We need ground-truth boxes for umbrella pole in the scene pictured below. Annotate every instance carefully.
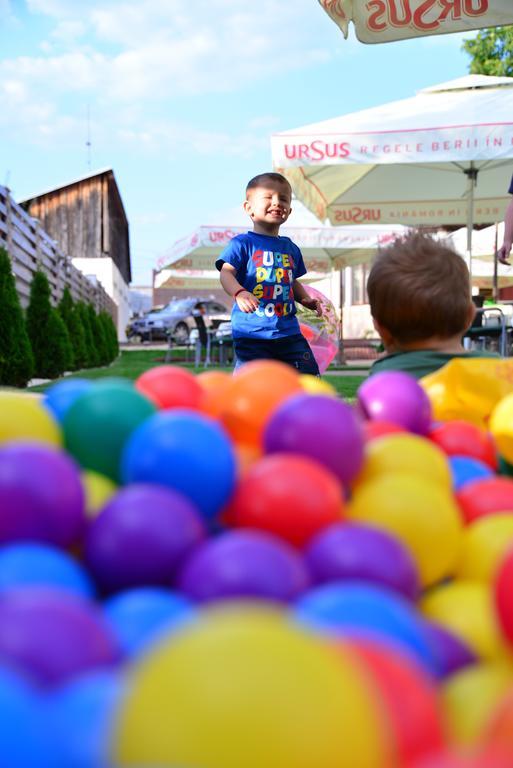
[464,164,478,280]
[493,221,499,302]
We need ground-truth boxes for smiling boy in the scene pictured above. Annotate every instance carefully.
[216,172,322,373]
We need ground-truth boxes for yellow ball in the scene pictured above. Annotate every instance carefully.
[0,391,61,446]
[113,605,392,768]
[348,472,462,586]
[442,662,513,748]
[81,470,117,518]
[456,514,513,583]
[490,392,513,464]
[421,581,506,662]
[299,375,336,396]
[354,433,452,490]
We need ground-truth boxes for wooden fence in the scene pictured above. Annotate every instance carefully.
[0,184,116,317]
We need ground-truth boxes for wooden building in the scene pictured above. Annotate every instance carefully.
[20,168,131,284]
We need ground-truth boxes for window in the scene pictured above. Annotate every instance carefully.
[351,264,369,305]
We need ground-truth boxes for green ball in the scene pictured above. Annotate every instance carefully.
[62,381,156,482]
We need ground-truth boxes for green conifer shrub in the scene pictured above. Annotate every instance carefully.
[26,270,69,379]
[0,247,34,387]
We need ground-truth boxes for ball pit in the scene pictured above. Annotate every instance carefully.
[3,361,513,765]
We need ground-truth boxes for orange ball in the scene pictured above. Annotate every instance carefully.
[135,366,203,410]
[197,370,232,418]
[220,360,302,447]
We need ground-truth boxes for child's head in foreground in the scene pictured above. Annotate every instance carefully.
[367,231,475,351]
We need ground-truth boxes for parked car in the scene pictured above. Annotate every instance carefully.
[127,298,230,343]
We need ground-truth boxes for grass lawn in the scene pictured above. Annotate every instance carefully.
[27,349,368,401]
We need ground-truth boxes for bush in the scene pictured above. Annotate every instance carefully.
[76,301,97,368]
[0,247,34,387]
[26,271,69,379]
[59,288,88,370]
[99,311,119,362]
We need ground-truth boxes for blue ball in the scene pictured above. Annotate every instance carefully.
[0,543,94,598]
[103,587,196,657]
[120,410,237,522]
[294,581,439,675]
[44,669,124,768]
[44,379,93,423]
[449,454,494,491]
[0,665,53,768]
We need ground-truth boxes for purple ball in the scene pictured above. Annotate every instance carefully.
[263,393,364,487]
[178,530,310,603]
[85,484,205,592]
[422,620,476,679]
[0,443,85,548]
[304,522,420,601]
[358,371,432,435]
[0,588,118,687]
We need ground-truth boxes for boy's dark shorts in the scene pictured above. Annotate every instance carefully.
[233,334,320,376]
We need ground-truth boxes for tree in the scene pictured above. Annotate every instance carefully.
[99,311,119,362]
[462,26,513,77]
[76,301,97,368]
[0,247,34,387]
[26,270,69,379]
[58,287,88,370]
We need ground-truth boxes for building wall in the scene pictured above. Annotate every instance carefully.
[72,257,130,342]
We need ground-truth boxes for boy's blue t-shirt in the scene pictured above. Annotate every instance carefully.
[509,174,513,194]
[215,231,307,340]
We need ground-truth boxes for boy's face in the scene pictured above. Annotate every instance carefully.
[244,180,292,233]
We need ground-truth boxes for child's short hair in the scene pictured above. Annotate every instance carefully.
[367,231,472,344]
[246,172,292,196]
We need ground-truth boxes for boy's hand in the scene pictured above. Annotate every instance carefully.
[498,242,512,265]
[236,290,259,313]
[300,296,323,317]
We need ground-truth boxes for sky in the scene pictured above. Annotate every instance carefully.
[0,0,477,285]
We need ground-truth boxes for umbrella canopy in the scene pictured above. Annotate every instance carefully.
[271,75,513,249]
[155,222,408,275]
[154,267,327,291]
[319,1,513,44]
[443,223,513,287]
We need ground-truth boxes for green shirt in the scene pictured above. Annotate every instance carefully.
[370,349,499,380]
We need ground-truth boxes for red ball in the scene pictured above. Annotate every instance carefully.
[225,454,344,547]
[363,420,405,442]
[348,639,444,767]
[495,547,513,646]
[135,366,203,410]
[456,477,513,524]
[429,421,498,470]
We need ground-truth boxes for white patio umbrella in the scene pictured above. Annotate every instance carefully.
[319,0,513,44]
[154,267,327,291]
[443,222,513,291]
[272,75,513,270]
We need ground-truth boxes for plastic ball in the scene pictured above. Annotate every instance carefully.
[178,530,309,603]
[62,381,156,482]
[482,689,513,764]
[449,455,494,491]
[103,588,196,657]
[294,581,439,675]
[456,477,513,523]
[490,392,513,464]
[495,546,513,646]
[363,420,405,441]
[354,433,452,489]
[357,370,432,435]
[421,581,506,662]
[429,420,498,470]
[456,514,513,583]
[0,391,61,447]
[299,374,336,396]
[81,470,117,519]
[263,393,364,487]
[0,443,86,548]
[112,605,393,768]
[220,360,302,447]
[422,621,476,679]
[135,365,203,410]
[0,542,94,598]
[349,472,463,587]
[348,638,445,766]
[226,453,344,547]
[43,378,93,423]
[45,669,125,768]
[304,522,419,600]
[85,484,205,592]
[0,588,119,687]
[196,370,232,418]
[442,662,513,749]
[121,410,236,523]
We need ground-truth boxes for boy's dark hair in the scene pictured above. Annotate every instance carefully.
[246,172,292,196]
[367,231,472,344]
